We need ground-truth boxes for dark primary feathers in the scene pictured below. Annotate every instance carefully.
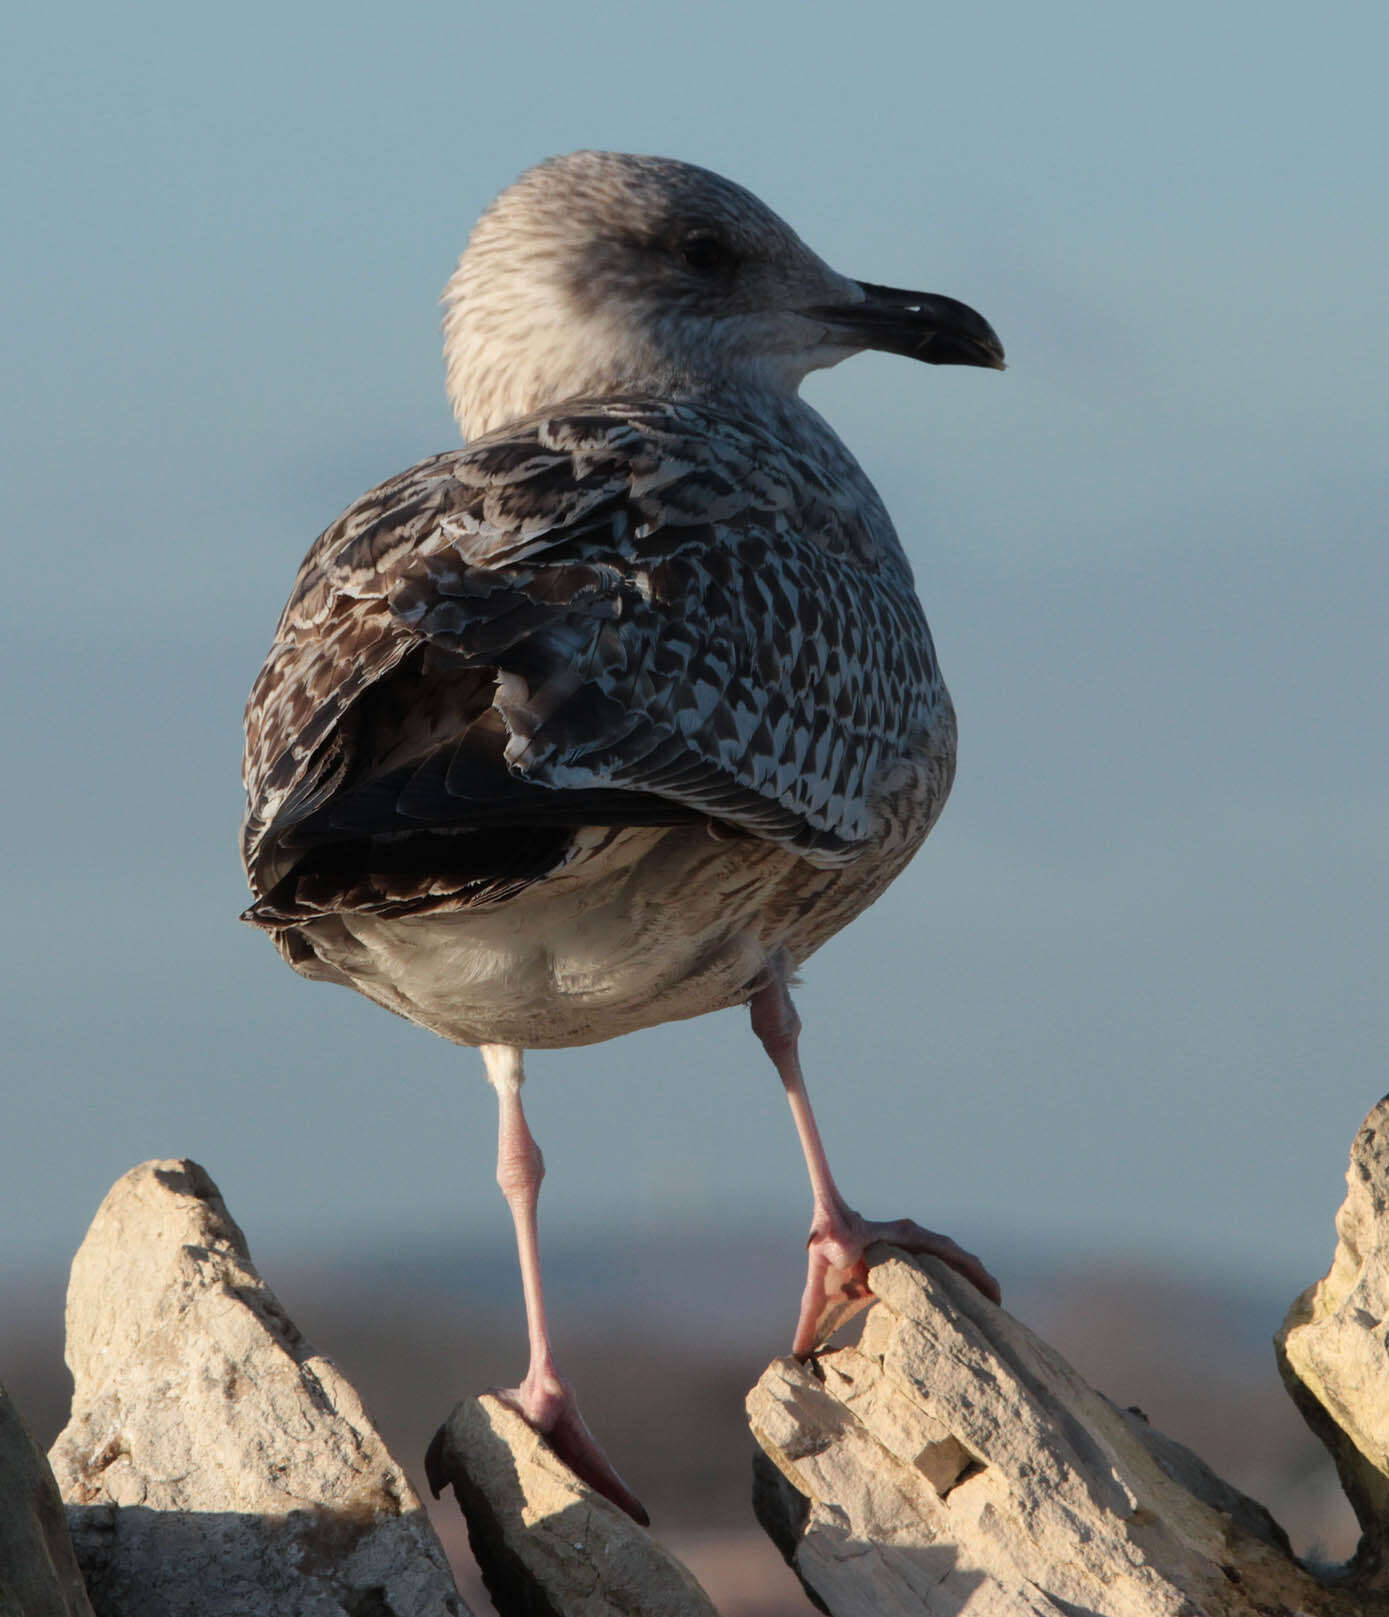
[241,398,943,924]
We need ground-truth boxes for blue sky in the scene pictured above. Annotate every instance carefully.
[3,0,1386,1312]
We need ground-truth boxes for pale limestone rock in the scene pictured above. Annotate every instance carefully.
[749,1246,1351,1617]
[428,1394,721,1616]
[47,1159,465,1617]
[1278,1094,1389,1586]
[0,1382,95,1617]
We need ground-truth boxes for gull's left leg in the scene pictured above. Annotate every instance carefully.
[480,1042,649,1524]
[749,961,1002,1357]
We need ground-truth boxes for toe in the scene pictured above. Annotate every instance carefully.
[871,1219,1002,1304]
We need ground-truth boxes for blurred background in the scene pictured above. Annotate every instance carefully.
[3,1,1385,1609]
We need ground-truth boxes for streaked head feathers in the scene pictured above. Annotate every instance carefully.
[442,151,1002,439]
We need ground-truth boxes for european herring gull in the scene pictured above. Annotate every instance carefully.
[241,150,1005,1521]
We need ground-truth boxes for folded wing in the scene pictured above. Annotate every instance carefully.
[241,400,939,922]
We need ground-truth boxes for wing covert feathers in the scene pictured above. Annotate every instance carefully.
[241,399,943,896]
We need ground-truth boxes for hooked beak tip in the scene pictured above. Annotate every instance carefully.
[809,282,1005,372]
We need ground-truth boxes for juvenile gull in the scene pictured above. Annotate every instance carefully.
[241,150,1005,1521]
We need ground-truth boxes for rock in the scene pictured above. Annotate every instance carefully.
[0,1381,95,1617]
[47,1159,466,1617]
[1278,1094,1389,1587]
[427,1394,721,1616]
[748,1245,1351,1617]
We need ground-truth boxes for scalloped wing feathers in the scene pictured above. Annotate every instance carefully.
[241,399,942,901]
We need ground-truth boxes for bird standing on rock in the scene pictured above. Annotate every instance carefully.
[241,150,1005,1522]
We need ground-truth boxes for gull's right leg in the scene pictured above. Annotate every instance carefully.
[480,1042,648,1525]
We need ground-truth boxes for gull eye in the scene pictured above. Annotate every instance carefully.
[680,231,733,274]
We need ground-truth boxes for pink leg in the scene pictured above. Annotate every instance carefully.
[749,964,1001,1357]
[481,1043,648,1525]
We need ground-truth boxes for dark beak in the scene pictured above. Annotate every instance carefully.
[805,281,1005,370]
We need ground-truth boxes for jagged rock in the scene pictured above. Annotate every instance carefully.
[47,1159,466,1617]
[428,1394,721,1616]
[0,1382,95,1617]
[748,1245,1364,1617]
[1278,1094,1389,1587]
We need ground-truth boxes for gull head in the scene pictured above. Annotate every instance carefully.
[443,151,1004,440]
